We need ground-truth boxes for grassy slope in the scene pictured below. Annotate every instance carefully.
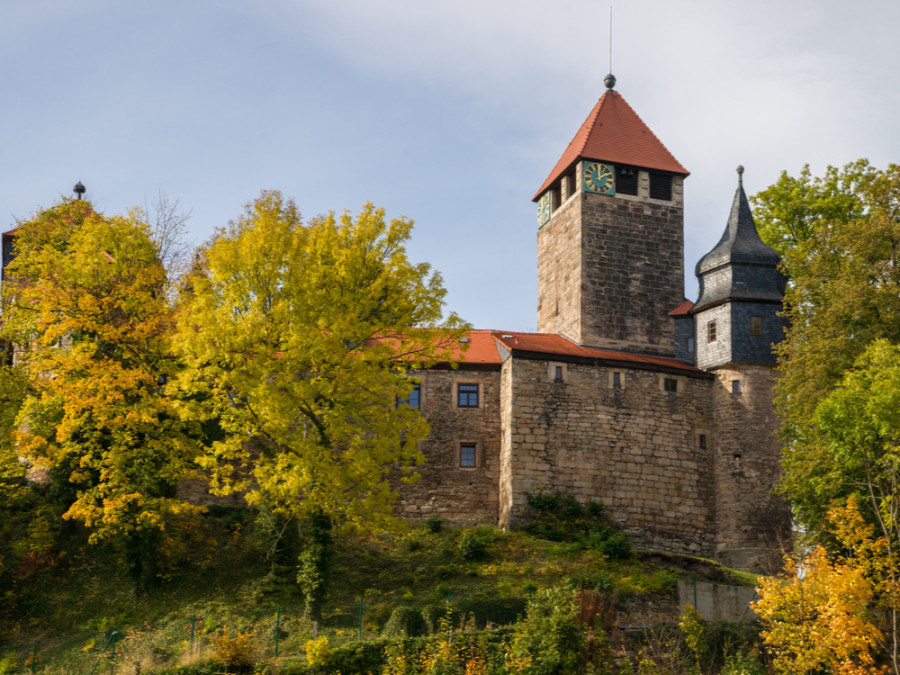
[0,512,756,674]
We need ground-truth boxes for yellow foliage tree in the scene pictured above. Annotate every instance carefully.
[756,544,886,674]
[0,200,203,580]
[171,192,467,529]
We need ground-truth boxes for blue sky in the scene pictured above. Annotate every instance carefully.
[3,0,898,332]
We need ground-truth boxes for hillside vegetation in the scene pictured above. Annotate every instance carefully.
[0,496,763,674]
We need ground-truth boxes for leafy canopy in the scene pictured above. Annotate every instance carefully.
[172,192,467,529]
[0,199,202,542]
[751,161,900,536]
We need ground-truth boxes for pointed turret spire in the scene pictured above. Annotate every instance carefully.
[693,166,785,312]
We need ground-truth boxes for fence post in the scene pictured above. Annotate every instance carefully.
[31,640,36,674]
[274,605,281,658]
[358,596,363,640]
[190,616,195,654]
[109,628,117,675]
[313,621,318,640]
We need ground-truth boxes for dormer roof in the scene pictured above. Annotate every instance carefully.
[533,87,689,201]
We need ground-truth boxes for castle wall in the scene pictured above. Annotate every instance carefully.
[711,364,790,572]
[578,176,685,355]
[393,368,502,524]
[499,356,717,556]
[537,194,582,341]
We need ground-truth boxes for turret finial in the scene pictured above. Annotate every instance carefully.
[736,165,744,186]
[73,181,86,199]
[604,73,616,90]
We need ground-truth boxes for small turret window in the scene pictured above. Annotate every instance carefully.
[649,172,672,201]
[707,321,717,343]
[750,316,763,336]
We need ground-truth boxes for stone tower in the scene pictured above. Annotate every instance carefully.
[692,167,790,570]
[534,76,690,355]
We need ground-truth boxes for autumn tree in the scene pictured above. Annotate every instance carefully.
[755,543,885,674]
[751,161,900,537]
[0,199,203,583]
[171,192,466,532]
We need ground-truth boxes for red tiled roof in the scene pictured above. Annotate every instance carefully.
[533,90,689,201]
[486,331,703,374]
[447,329,503,365]
[668,298,694,317]
[399,329,701,374]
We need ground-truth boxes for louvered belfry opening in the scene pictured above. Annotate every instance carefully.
[615,165,638,195]
[649,172,673,201]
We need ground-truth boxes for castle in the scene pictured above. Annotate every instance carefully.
[1,77,791,575]
[395,76,790,573]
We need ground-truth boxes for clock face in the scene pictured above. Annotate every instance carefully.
[537,193,551,227]
[583,162,615,195]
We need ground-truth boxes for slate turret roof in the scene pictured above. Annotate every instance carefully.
[692,167,786,312]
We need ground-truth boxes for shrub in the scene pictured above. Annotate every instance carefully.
[382,606,426,637]
[211,630,256,673]
[508,585,586,674]
[457,528,493,562]
[305,635,332,668]
[425,516,444,533]
[327,638,392,674]
[0,655,16,675]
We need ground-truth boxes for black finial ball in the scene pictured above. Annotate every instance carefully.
[73,181,86,197]
[604,73,616,90]
[736,165,744,176]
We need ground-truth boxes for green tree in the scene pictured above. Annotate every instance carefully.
[751,162,900,537]
[0,200,203,583]
[171,192,466,531]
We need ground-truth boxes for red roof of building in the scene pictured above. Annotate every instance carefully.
[533,90,689,200]
[668,298,695,317]
[487,331,703,374]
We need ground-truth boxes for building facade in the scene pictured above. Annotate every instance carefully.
[396,77,790,573]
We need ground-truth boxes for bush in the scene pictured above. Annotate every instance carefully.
[326,638,392,674]
[457,528,493,562]
[382,605,426,637]
[508,585,586,674]
[305,635,332,668]
[211,630,256,673]
[424,516,444,533]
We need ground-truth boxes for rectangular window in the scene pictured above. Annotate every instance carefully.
[459,443,477,468]
[554,365,563,382]
[457,383,480,408]
[612,371,621,388]
[398,382,420,409]
[614,166,638,195]
[649,172,673,201]
[750,315,763,336]
[687,337,695,353]
[699,434,707,449]
[708,321,717,343]
[664,378,678,393]
[732,380,742,394]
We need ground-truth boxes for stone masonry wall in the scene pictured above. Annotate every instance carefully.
[711,365,791,572]
[579,176,684,355]
[537,194,582,341]
[500,356,717,556]
[393,368,502,525]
